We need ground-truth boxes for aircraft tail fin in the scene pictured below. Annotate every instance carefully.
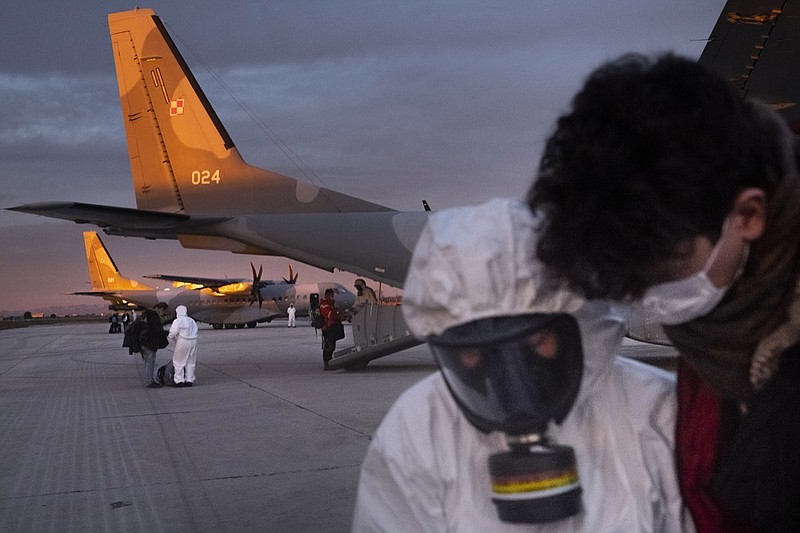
[108,8,391,216]
[83,231,154,291]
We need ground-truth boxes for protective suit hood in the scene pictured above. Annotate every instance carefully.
[402,197,626,392]
[175,305,188,317]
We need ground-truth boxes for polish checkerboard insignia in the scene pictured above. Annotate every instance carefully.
[170,99,185,116]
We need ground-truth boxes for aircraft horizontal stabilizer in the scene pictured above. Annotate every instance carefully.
[8,202,230,239]
[67,290,126,297]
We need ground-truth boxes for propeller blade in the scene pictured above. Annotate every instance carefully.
[250,262,265,308]
[283,263,298,284]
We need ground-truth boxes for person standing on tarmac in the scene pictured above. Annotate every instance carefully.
[319,288,345,371]
[167,305,198,387]
[287,303,297,328]
[140,302,169,389]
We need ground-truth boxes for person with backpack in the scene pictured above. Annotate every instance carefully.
[130,302,169,388]
[109,313,120,334]
[319,288,346,371]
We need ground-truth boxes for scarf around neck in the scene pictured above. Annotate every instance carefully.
[664,104,800,401]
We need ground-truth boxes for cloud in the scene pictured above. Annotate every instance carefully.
[0,74,122,159]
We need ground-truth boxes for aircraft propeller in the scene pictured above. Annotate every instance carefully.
[250,262,264,308]
[283,264,299,284]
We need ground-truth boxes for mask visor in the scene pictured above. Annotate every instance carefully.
[429,314,583,435]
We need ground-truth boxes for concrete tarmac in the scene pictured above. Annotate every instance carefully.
[0,320,677,532]
[0,320,436,533]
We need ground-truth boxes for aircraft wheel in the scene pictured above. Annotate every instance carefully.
[246,321,257,328]
[212,324,223,330]
[235,323,245,329]
[224,324,235,329]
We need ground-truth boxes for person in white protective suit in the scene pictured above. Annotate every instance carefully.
[167,305,198,387]
[287,303,297,328]
[351,197,695,532]
[353,278,378,313]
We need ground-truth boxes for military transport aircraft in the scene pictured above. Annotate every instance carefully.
[74,231,355,329]
[9,1,800,365]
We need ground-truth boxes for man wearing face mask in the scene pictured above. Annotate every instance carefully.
[528,54,800,532]
[351,198,693,532]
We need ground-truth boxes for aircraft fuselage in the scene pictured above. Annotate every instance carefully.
[108,281,355,327]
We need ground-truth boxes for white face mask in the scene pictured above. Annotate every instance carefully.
[638,238,748,326]
[639,270,729,325]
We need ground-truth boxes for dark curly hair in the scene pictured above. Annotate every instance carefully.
[527,54,779,300]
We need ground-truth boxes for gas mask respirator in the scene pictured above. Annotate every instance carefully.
[428,313,584,524]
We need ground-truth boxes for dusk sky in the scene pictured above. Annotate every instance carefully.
[1,0,726,314]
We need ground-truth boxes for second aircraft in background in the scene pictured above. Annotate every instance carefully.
[73,231,355,329]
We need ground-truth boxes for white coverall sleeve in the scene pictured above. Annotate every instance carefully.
[352,376,448,532]
[613,358,696,533]
[353,432,445,532]
[167,319,180,342]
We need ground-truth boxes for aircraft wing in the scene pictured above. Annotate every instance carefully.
[144,274,251,291]
[7,202,230,239]
[699,0,800,129]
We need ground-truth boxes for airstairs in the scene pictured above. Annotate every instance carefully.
[329,304,422,370]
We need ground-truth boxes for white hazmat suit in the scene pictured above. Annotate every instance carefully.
[167,305,198,385]
[352,198,694,532]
